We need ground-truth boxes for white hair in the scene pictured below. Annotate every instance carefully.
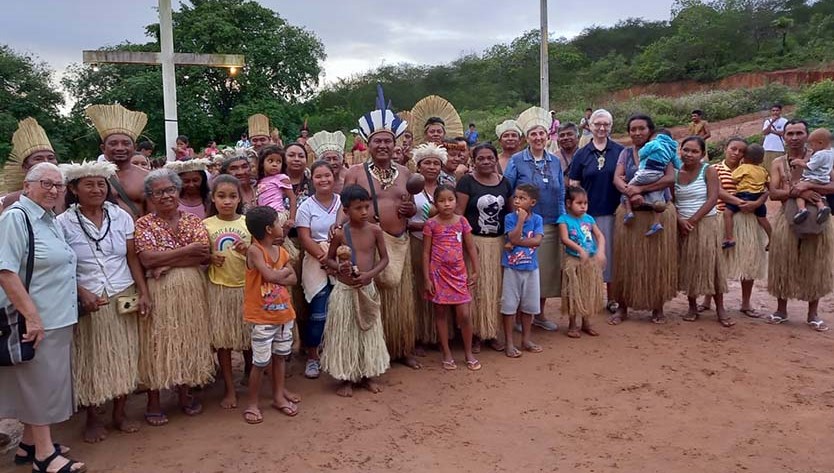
[590,109,613,125]
[144,168,182,197]
[25,162,62,182]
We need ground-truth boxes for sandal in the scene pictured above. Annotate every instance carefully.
[719,316,736,327]
[488,339,505,352]
[566,329,581,339]
[180,396,203,416]
[739,308,762,318]
[505,346,522,358]
[608,314,627,325]
[466,359,482,371]
[807,319,830,332]
[682,311,699,322]
[650,313,668,324]
[271,402,298,417]
[522,343,543,353]
[581,326,599,337]
[441,359,457,371]
[143,411,169,427]
[31,450,86,473]
[243,408,263,425]
[764,313,788,325]
[14,443,68,465]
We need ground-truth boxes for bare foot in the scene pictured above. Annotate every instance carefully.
[83,422,107,443]
[581,326,599,337]
[401,356,422,370]
[566,329,581,338]
[220,393,238,409]
[362,378,383,394]
[336,381,354,397]
[283,388,301,404]
[113,417,140,434]
[143,412,169,427]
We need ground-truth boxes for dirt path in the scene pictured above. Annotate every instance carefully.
[2,279,833,473]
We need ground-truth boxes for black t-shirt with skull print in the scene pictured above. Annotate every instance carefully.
[455,174,513,237]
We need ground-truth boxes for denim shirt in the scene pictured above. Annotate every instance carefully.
[504,148,566,224]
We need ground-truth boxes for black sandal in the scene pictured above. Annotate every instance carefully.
[31,449,86,473]
[14,443,66,465]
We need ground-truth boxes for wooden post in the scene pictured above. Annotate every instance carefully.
[540,0,549,110]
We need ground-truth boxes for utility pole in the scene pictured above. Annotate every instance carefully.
[540,0,549,110]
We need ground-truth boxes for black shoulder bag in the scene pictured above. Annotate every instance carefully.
[0,208,37,366]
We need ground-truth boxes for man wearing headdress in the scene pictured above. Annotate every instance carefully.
[248,114,271,153]
[85,104,149,219]
[0,118,60,214]
[343,90,421,369]
[495,119,523,174]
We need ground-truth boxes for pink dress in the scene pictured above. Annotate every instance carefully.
[257,173,291,213]
[423,217,472,305]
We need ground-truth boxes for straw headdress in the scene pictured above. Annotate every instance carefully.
[411,95,463,146]
[397,110,414,136]
[495,119,523,139]
[85,104,148,141]
[248,114,270,138]
[357,84,408,141]
[60,161,118,183]
[165,158,210,174]
[308,130,346,159]
[412,142,447,166]
[2,117,55,193]
[516,107,552,135]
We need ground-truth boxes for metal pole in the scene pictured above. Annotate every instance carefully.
[159,0,179,161]
[540,0,549,110]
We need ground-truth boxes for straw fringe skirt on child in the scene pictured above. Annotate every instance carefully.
[73,286,139,407]
[724,212,767,281]
[139,267,214,390]
[469,236,503,339]
[410,237,438,344]
[207,283,250,351]
[561,256,605,318]
[768,208,834,301]
[320,281,390,383]
[377,232,416,359]
[678,214,728,296]
[613,205,678,309]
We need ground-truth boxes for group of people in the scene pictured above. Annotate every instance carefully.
[1,89,833,473]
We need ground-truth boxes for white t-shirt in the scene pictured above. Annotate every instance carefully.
[762,117,788,152]
[57,202,136,297]
[296,194,341,242]
[409,191,432,241]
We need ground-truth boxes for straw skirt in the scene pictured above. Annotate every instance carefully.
[410,237,437,344]
[0,326,73,425]
[320,281,390,382]
[723,212,767,281]
[469,236,503,339]
[73,287,139,407]
[139,267,214,390]
[613,205,678,309]
[377,232,416,359]
[768,209,834,301]
[538,224,562,299]
[207,283,250,351]
[561,256,605,318]
[678,214,728,297]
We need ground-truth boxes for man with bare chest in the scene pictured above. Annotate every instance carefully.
[343,93,420,368]
[85,104,149,219]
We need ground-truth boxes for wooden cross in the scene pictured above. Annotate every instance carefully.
[82,0,244,160]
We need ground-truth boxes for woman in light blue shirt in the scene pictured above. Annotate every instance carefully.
[0,163,86,473]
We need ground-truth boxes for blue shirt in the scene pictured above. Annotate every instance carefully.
[557,213,598,257]
[640,134,682,172]
[504,148,566,224]
[465,129,479,146]
[0,196,78,330]
[569,139,625,217]
[502,211,543,271]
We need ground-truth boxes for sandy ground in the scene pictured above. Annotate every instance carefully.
[2,275,833,473]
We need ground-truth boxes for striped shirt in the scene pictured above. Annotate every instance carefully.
[713,160,736,212]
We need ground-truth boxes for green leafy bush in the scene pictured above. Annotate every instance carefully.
[796,80,834,129]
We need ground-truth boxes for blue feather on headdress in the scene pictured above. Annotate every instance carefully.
[357,84,407,142]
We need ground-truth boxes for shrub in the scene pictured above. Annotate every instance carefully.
[796,80,834,129]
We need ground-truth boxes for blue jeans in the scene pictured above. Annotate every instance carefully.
[303,283,332,349]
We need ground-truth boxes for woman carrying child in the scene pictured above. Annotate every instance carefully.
[203,175,251,409]
[675,137,734,327]
[423,184,481,371]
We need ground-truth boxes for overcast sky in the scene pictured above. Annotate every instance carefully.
[4,0,674,86]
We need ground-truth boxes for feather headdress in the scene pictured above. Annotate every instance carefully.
[411,95,463,146]
[308,130,346,159]
[412,142,448,165]
[495,119,523,138]
[60,160,118,183]
[356,84,408,141]
[164,158,210,174]
[516,107,552,135]
[85,104,148,141]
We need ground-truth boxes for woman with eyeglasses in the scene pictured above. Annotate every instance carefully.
[568,109,625,315]
[133,169,214,426]
[0,163,87,472]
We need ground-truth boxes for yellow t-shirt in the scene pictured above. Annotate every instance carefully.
[203,215,250,287]
[731,163,769,194]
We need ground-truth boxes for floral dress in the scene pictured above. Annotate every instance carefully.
[422,217,472,305]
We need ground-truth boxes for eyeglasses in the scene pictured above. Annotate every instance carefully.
[591,122,612,129]
[151,186,178,198]
[28,180,66,191]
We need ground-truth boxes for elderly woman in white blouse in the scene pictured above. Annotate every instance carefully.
[57,161,151,444]
[0,163,86,473]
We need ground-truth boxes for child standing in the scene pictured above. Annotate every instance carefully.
[256,145,297,228]
[321,185,391,397]
[622,130,681,236]
[203,175,251,409]
[501,184,544,358]
[722,143,772,249]
[557,186,606,338]
[793,128,834,225]
[422,184,481,371]
[242,206,299,424]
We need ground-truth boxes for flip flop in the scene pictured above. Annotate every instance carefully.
[608,314,626,325]
[243,408,263,425]
[581,326,600,337]
[488,339,505,352]
[808,320,830,332]
[522,343,543,353]
[719,317,736,328]
[739,308,762,318]
[466,359,482,371]
[505,346,522,358]
[682,312,699,322]
[180,397,203,416]
[765,313,788,324]
[441,359,457,371]
[566,329,581,339]
[143,412,169,427]
[271,402,298,417]
[651,313,668,324]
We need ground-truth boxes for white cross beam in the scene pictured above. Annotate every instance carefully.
[82,0,245,161]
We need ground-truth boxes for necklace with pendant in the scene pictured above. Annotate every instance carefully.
[369,162,399,190]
